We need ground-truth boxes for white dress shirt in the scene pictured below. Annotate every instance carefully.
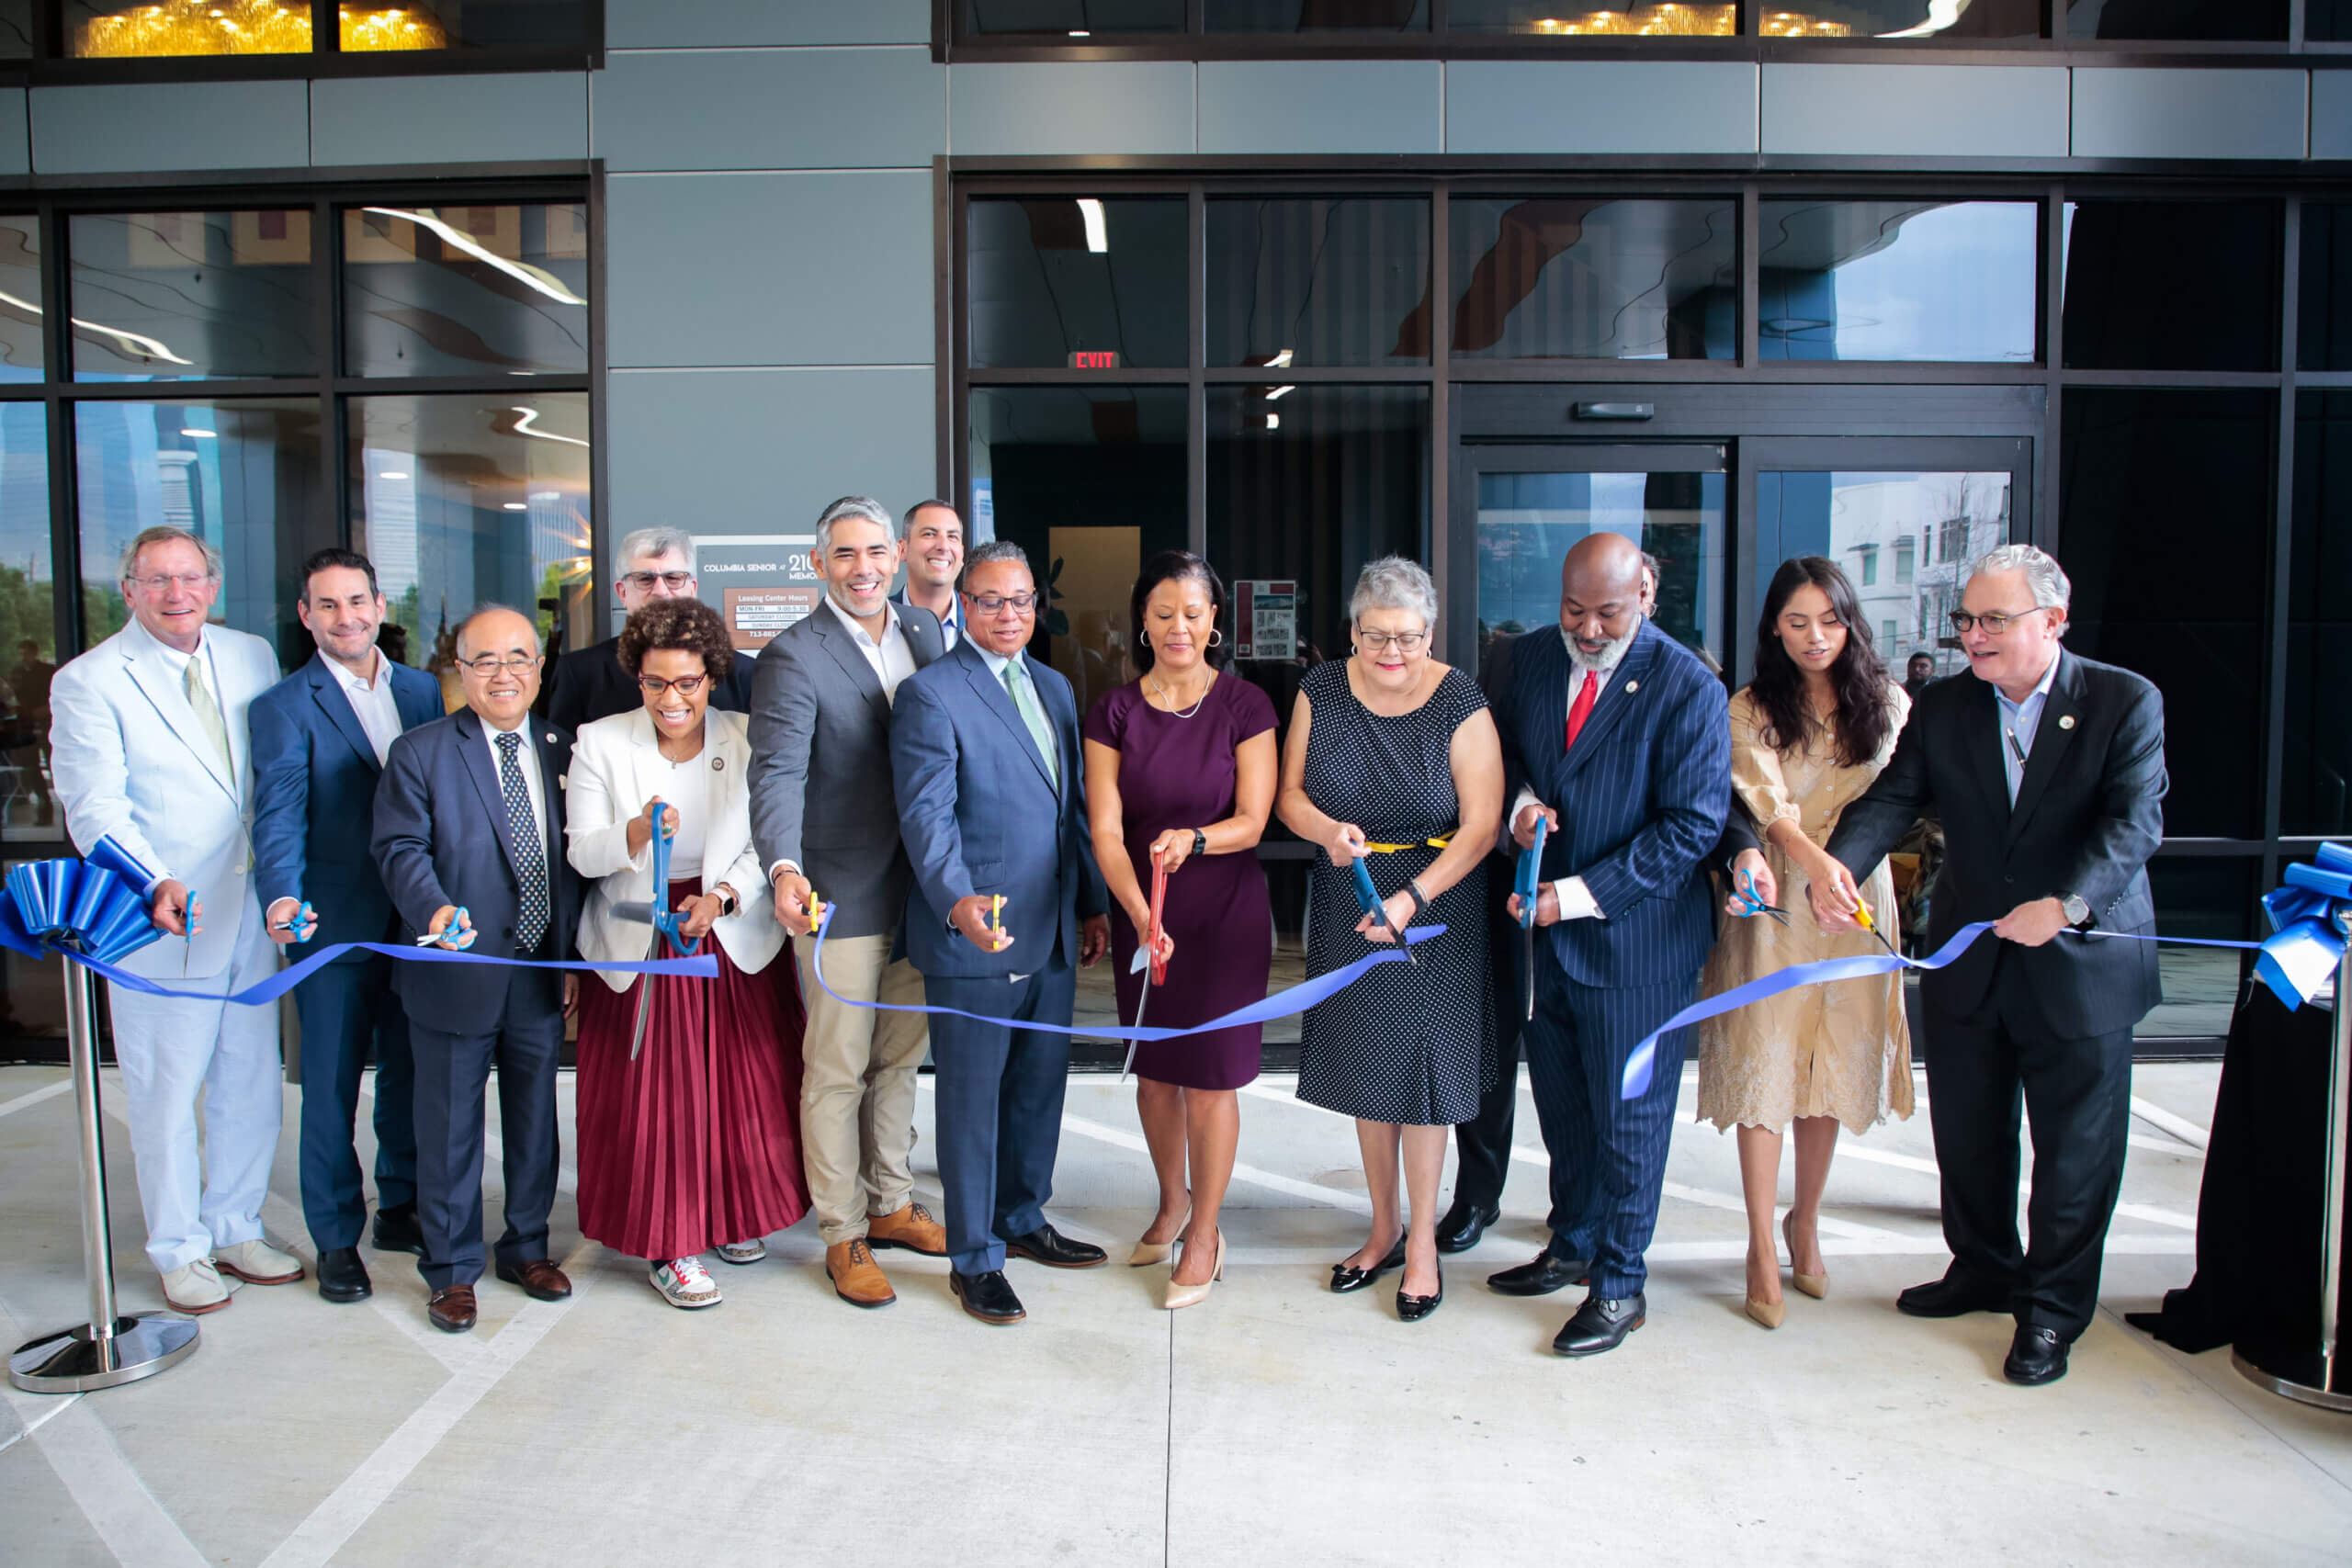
[825,592,918,701]
[1995,648,2063,805]
[481,716,549,852]
[152,630,224,714]
[329,649,405,765]
[1510,635,1633,923]
[654,745,711,881]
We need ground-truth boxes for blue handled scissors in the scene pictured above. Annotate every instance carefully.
[1731,868,1792,927]
[1350,854,1419,967]
[1514,815,1548,1020]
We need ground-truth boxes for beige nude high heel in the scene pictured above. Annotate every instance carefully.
[1745,1295,1786,1330]
[1164,1230,1226,1311]
[1130,1207,1190,1267]
[1784,1213,1828,1300]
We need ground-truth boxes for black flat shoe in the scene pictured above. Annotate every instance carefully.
[951,1269,1026,1325]
[1329,1237,1407,1293]
[1397,1262,1443,1323]
[372,1201,425,1258]
[1004,1224,1109,1269]
[1487,1251,1589,1297]
[1896,1273,2009,1319]
[316,1246,371,1303]
[1435,1201,1499,1255]
[2003,1324,2069,1386]
[1554,1292,1645,1357]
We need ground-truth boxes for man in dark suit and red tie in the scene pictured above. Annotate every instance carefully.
[1492,532,1732,1358]
[1816,544,2166,1387]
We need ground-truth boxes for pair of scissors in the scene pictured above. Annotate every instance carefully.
[1514,815,1547,1021]
[1363,832,1455,853]
[1853,897,1903,960]
[1731,868,1792,927]
[1120,850,1170,1080]
[1349,854,1419,966]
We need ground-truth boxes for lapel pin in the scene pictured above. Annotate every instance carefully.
[712,756,725,771]
[2059,715,2075,730]
[1624,681,1638,694]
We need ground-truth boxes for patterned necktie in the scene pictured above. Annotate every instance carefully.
[1565,667,1600,750]
[183,655,232,782]
[495,730,550,952]
[1001,658,1059,790]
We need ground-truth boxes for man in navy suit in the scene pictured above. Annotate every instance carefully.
[890,541,1110,1325]
[1495,533,1730,1357]
[371,605,580,1335]
[251,548,446,1304]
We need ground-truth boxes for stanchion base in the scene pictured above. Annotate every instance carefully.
[2232,1347,2352,1414]
[8,1314,198,1393]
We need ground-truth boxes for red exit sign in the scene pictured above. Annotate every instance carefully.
[1068,350,1120,369]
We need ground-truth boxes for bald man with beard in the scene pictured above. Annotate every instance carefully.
[1490,533,1732,1358]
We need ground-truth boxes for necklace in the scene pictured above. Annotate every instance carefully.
[1146,669,1214,718]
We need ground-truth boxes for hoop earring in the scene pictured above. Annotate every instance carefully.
[1208,629,1223,649]
[1138,630,1150,649]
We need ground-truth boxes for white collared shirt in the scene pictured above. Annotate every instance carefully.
[481,715,549,852]
[824,592,917,702]
[1995,648,2063,804]
[328,649,404,765]
[152,627,222,714]
[1505,627,1641,922]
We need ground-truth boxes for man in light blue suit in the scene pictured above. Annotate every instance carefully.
[889,541,1110,1325]
[1496,532,1730,1358]
[251,547,446,1305]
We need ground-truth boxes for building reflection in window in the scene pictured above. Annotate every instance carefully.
[1208,197,1430,367]
[0,402,53,841]
[0,216,40,383]
[1482,468,1726,668]
[343,203,588,378]
[1452,197,1736,361]
[1758,200,2038,363]
[70,210,318,383]
[967,197,1186,369]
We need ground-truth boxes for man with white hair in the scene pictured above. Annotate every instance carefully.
[546,525,756,728]
[1816,543,2167,1387]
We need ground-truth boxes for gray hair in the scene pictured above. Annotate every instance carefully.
[1969,543,2071,626]
[119,525,221,583]
[1349,556,1438,629]
[616,525,696,574]
[815,495,895,557]
[455,603,541,657]
[1639,549,1661,580]
[958,539,1031,593]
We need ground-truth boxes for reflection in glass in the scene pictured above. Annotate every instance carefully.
[2063,201,2279,372]
[2314,2,2352,39]
[344,204,589,378]
[1478,469,1726,667]
[0,2,28,57]
[967,387,1187,709]
[347,393,593,697]
[2300,204,2352,373]
[1208,197,1430,367]
[1451,2,1734,31]
[74,399,321,660]
[65,0,582,53]
[2061,389,2270,840]
[1758,200,2038,363]
[1755,470,2010,682]
[2285,393,2352,835]
[2064,0,2285,39]
[69,211,316,382]
[2143,858,2255,1039]
[0,405,53,840]
[1755,0,2042,34]
[1451,197,1735,362]
[0,218,40,383]
[967,198,1185,369]
[962,0,1184,29]
[382,2,589,49]
[1204,0,1427,28]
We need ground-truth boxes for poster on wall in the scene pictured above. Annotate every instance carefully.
[694,534,823,651]
[1234,580,1297,660]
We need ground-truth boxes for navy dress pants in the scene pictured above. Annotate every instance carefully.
[408,970,564,1292]
[295,953,417,1251]
[925,964,1078,1277]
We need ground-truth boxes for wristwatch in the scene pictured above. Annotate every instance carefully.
[1191,828,1208,860]
[2059,892,2091,928]
[715,884,738,918]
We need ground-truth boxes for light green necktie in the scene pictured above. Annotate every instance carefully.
[1001,657,1058,790]
[183,654,232,783]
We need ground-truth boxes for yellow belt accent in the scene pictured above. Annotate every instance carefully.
[1363,834,1454,853]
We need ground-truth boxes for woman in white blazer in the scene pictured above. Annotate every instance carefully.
[566,598,809,1309]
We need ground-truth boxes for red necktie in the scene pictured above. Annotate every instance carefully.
[1565,669,1599,750]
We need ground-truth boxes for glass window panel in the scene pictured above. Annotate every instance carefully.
[1759,0,2042,35]
[354,2,590,51]
[348,393,594,688]
[69,210,317,383]
[2285,391,2352,835]
[1450,197,1736,362]
[2061,389,2270,840]
[74,399,321,659]
[2299,204,2352,372]
[0,217,41,383]
[967,387,1188,713]
[2064,0,2286,39]
[1754,470,2010,683]
[2142,858,2256,1039]
[1208,197,1430,368]
[962,0,1184,30]
[0,404,54,841]
[967,197,1186,370]
[0,2,28,57]
[67,1,310,56]
[1451,2,1735,32]
[1204,0,1428,28]
[2063,201,2279,372]
[343,203,589,378]
[2313,2,2352,39]
[1758,200,2038,363]
[1477,468,1727,667]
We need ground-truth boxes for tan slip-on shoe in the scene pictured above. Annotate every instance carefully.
[865,1201,947,1257]
[161,1257,239,1314]
[826,1238,898,1308]
[215,1237,304,1285]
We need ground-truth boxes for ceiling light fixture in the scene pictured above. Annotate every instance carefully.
[377,470,409,480]
[178,427,218,438]
[502,502,528,511]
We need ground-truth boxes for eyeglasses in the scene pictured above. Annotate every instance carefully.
[458,655,543,675]
[638,672,707,697]
[1948,605,2050,636]
[128,572,212,592]
[1357,629,1429,654]
[622,570,695,592]
[968,592,1039,615]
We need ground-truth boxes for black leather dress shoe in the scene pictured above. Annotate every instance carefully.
[1435,1201,1499,1255]
[2004,1325,2069,1386]
[1329,1237,1407,1293]
[951,1269,1026,1324]
[1397,1262,1443,1323]
[1004,1224,1108,1269]
[1487,1251,1590,1297]
[1554,1292,1645,1357]
[372,1201,425,1258]
[1896,1273,2009,1319]
[316,1246,372,1303]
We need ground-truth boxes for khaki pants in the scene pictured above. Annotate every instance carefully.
[795,933,930,1247]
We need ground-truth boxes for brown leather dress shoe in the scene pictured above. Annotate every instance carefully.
[494,1258,572,1302]
[427,1285,477,1334]
[865,1201,948,1257]
[826,1238,897,1308]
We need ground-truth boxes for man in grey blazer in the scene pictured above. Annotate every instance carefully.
[750,496,948,1309]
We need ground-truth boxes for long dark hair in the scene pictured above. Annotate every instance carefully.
[1130,550,1231,675]
[1749,556,1894,768]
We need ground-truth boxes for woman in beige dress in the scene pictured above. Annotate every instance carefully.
[1698,556,1914,1330]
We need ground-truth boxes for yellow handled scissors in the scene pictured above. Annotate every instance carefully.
[1363,833,1455,853]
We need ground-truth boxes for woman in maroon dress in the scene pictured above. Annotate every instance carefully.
[566,598,810,1309]
[1083,552,1279,1310]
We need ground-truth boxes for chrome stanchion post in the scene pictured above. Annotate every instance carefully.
[8,953,198,1393]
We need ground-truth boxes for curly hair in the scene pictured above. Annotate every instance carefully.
[1748,556,1894,769]
[617,596,735,681]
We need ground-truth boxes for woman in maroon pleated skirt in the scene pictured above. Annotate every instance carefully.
[565,597,810,1309]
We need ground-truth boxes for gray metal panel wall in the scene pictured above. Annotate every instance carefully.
[1762,64,2068,159]
[605,0,932,48]
[2313,72,2352,163]
[1443,61,1758,155]
[1198,61,1442,155]
[2072,69,2308,162]
[30,82,309,175]
[311,72,589,167]
[0,90,26,176]
[951,62,1195,156]
[594,47,943,172]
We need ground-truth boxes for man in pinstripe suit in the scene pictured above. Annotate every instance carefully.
[1495,533,1732,1358]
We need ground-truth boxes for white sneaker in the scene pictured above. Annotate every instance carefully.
[161,1257,240,1314]
[650,1257,722,1309]
[215,1237,304,1285]
[714,1237,766,1265]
